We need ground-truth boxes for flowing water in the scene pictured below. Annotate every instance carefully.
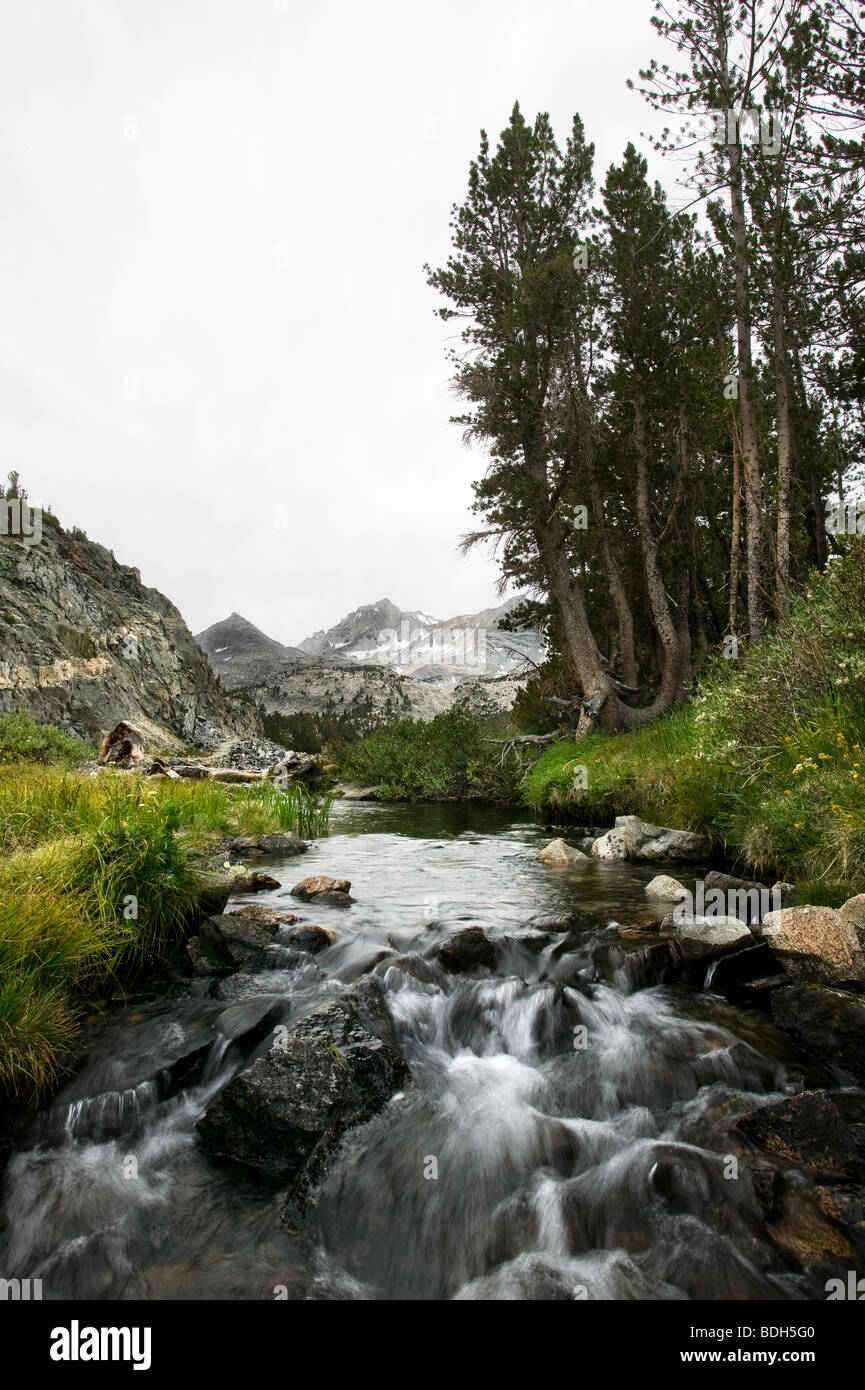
[0,802,845,1300]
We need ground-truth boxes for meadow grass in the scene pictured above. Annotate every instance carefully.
[0,746,332,1096]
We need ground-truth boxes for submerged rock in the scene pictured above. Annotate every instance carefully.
[536,839,591,866]
[202,914,281,972]
[436,926,495,974]
[195,982,410,1202]
[645,874,688,901]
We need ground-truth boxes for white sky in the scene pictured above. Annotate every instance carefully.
[0,0,673,645]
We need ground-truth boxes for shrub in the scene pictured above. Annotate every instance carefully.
[339,706,521,801]
[0,709,94,767]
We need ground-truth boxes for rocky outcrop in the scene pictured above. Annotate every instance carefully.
[760,905,865,987]
[195,982,411,1208]
[0,514,257,749]
[591,816,709,863]
[536,839,590,866]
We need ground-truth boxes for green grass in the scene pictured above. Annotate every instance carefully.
[0,708,94,766]
[523,545,865,898]
[0,762,332,1096]
[337,706,521,802]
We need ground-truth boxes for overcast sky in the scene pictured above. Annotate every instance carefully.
[0,0,674,646]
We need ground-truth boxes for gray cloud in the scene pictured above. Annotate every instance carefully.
[0,0,668,644]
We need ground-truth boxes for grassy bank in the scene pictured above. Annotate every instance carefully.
[525,546,865,902]
[0,736,332,1097]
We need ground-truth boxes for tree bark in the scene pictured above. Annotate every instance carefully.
[726,137,770,638]
[772,274,793,614]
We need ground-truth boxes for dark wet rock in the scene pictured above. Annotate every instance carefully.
[186,934,232,977]
[227,836,260,855]
[588,939,678,990]
[228,904,300,930]
[761,905,865,987]
[204,914,281,972]
[289,874,354,906]
[437,927,495,974]
[227,871,281,894]
[376,954,440,986]
[735,1090,863,1180]
[771,984,865,1083]
[747,1162,782,1220]
[196,983,410,1214]
[214,972,297,1003]
[705,943,780,999]
[767,1186,851,1266]
[282,923,338,954]
[215,995,287,1046]
[258,832,308,854]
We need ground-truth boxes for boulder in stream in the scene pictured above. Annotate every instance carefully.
[195,981,410,1204]
[436,926,495,974]
[592,816,709,863]
[290,874,354,906]
[645,874,688,901]
[666,914,752,960]
[761,904,865,987]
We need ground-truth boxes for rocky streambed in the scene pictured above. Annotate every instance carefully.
[1,801,864,1300]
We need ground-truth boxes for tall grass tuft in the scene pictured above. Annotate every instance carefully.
[0,763,332,1095]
